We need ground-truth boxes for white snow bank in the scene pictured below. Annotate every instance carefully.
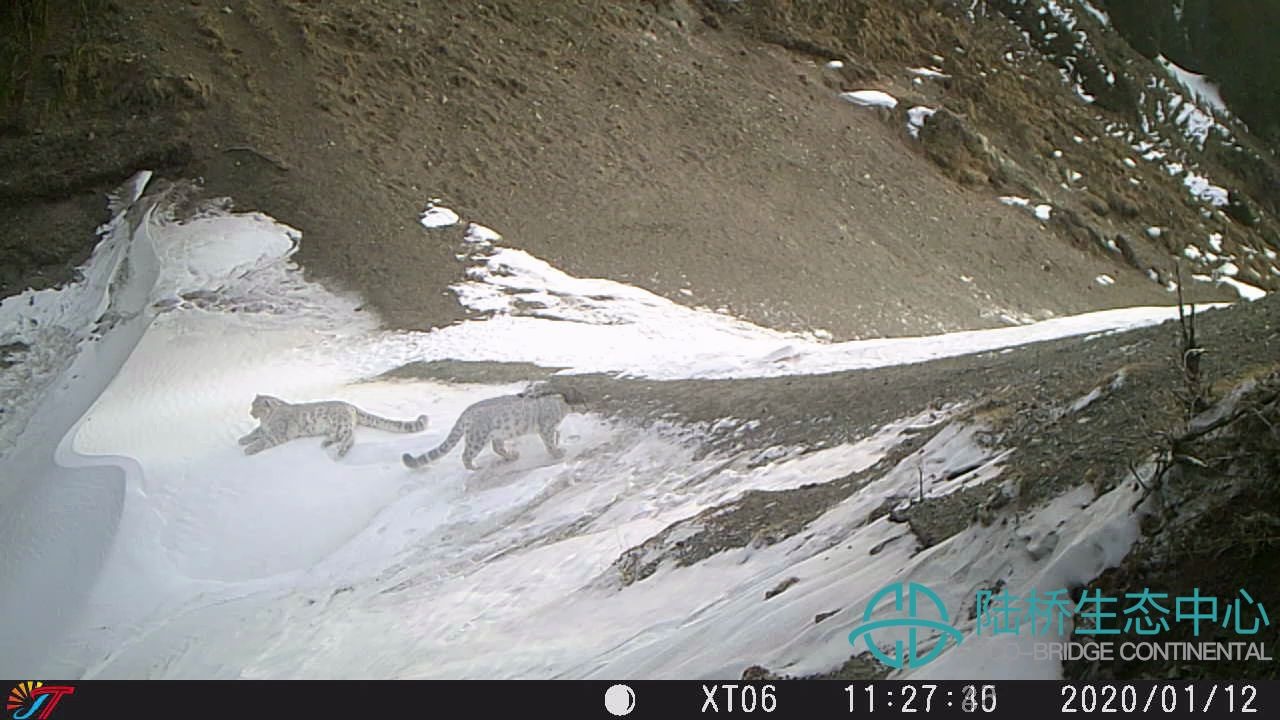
[0,172,154,456]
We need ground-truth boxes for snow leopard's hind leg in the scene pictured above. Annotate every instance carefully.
[539,423,565,459]
[492,438,519,463]
[320,420,355,458]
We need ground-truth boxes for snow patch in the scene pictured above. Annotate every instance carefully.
[839,90,899,109]
[1156,55,1228,117]
[463,223,502,246]
[908,67,950,79]
[998,196,1050,222]
[1217,277,1266,301]
[1184,173,1229,207]
[1193,274,1267,302]
[420,200,460,228]
[907,106,937,139]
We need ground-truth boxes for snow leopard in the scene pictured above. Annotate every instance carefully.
[239,394,429,459]
[402,384,587,471]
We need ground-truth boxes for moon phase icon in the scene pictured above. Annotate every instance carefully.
[604,684,636,716]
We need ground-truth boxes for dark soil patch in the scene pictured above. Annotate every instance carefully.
[373,359,563,386]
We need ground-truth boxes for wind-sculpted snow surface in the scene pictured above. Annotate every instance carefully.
[0,187,1194,680]
[0,171,155,675]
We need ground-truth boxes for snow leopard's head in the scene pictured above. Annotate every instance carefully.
[250,394,285,418]
[519,382,588,408]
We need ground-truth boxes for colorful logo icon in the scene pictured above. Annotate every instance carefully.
[7,682,75,720]
[848,582,964,670]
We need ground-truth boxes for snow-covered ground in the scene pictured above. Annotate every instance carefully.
[0,177,1208,679]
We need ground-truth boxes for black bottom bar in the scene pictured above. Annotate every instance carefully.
[3,679,1272,719]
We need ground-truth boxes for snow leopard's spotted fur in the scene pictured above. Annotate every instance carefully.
[239,394,428,458]
[402,385,587,470]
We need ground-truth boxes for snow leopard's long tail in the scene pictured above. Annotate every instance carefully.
[402,416,466,469]
[357,409,429,433]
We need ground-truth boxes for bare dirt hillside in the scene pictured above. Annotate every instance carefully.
[4,0,1277,340]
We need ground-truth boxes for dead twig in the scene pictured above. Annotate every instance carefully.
[1174,263,1208,414]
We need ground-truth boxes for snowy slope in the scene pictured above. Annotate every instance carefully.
[0,181,1201,680]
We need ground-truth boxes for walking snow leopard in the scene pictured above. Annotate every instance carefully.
[402,385,587,471]
[239,394,428,458]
